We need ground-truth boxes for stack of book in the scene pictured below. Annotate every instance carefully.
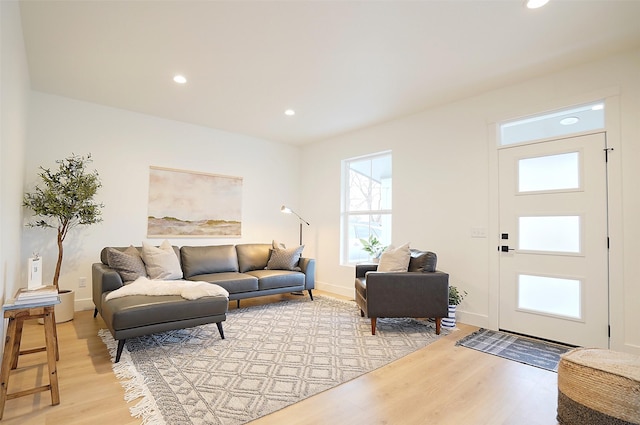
[13,285,59,305]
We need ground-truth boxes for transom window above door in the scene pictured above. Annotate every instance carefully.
[499,101,605,146]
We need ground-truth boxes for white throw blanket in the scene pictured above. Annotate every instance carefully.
[105,276,229,301]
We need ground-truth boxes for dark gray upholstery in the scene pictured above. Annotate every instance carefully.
[236,243,271,272]
[354,257,449,335]
[408,249,437,272]
[188,272,259,293]
[181,245,239,277]
[247,269,306,290]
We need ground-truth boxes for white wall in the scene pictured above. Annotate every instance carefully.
[23,92,304,310]
[301,48,640,354]
[1,1,29,305]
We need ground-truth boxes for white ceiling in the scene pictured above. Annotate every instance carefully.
[18,0,640,145]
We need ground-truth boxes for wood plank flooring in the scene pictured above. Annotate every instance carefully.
[1,292,560,424]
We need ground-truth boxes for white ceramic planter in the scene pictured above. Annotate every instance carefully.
[38,289,74,324]
[442,304,457,328]
[55,289,75,323]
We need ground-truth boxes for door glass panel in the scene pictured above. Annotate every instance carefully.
[518,152,580,192]
[519,216,581,253]
[518,274,581,319]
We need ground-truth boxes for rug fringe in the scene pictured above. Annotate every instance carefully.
[98,329,167,425]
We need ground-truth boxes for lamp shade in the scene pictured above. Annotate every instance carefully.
[280,205,309,245]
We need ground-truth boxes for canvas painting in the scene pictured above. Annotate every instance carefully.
[147,166,242,237]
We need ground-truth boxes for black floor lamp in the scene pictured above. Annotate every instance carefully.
[280,205,310,246]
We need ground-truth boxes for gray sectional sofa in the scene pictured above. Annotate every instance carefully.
[92,243,315,362]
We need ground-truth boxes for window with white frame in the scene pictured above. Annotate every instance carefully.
[341,151,392,265]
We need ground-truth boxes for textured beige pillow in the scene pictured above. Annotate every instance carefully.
[107,246,147,282]
[141,240,183,280]
[377,243,411,272]
[266,244,304,271]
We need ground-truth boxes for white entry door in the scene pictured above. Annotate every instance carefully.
[498,133,609,348]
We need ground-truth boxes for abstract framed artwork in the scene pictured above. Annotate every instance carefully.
[147,166,242,237]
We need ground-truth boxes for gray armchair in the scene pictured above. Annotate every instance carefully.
[354,249,449,335]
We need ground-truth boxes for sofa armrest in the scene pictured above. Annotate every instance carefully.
[356,263,379,278]
[92,263,124,313]
[365,271,449,317]
[299,257,315,290]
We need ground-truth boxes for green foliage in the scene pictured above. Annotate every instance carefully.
[449,285,468,306]
[23,154,104,288]
[359,234,387,258]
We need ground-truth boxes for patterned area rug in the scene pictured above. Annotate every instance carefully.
[456,328,572,372]
[99,296,445,425]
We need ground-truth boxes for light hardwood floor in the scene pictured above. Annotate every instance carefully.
[2,292,560,424]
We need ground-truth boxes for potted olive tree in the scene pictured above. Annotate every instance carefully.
[23,154,103,322]
[442,285,468,328]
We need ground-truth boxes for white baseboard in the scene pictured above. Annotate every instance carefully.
[75,297,95,311]
[455,310,490,329]
[316,281,353,299]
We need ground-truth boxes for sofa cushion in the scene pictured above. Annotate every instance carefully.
[266,245,304,271]
[106,246,147,282]
[408,249,437,272]
[141,240,183,280]
[377,243,411,272]
[236,244,272,272]
[181,245,239,278]
[246,269,305,290]
[187,272,258,294]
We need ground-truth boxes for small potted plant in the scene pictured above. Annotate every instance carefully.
[23,153,104,322]
[359,235,387,262]
[442,285,468,328]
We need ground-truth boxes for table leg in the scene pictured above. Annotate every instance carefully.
[10,318,24,370]
[51,309,59,361]
[0,316,19,419]
[43,308,60,406]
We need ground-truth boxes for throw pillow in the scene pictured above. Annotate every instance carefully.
[408,249,438,272]
[266,244,304,271]
[272,240,286,249]
[141,240,183,280]
[107,246,147,282]
[377,242,411,272]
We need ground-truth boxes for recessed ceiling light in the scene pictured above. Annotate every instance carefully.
[592,104,604,111]
[526,0,549,9]
[560,117,580,126]
[284,109,295,116]
[173,75,187,84]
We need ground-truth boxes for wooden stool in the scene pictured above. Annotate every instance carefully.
[557,348,640,425]
[0,301,60,419]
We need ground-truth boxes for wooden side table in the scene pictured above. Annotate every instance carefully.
[0,298,60,419]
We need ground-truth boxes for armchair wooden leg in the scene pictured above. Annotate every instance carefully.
[435,317,441,335]
[371,318,377,335]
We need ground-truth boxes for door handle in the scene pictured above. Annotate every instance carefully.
[500,245,515,252]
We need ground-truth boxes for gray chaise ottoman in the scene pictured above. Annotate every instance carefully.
[101,289,228,363]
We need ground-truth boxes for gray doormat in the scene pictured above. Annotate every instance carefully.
[456,328,572,372]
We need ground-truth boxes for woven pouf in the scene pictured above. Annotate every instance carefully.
[557,348,640,425]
